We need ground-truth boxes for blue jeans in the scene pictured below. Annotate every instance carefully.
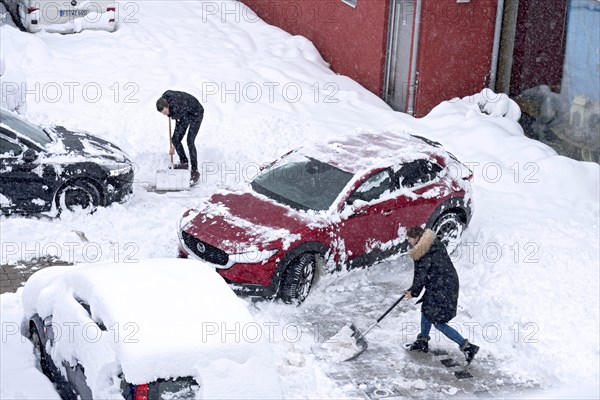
[420,313,466,347]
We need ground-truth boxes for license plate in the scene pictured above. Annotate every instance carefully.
[59,10,88,17]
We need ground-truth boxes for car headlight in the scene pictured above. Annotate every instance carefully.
[229,248,279,264]
[109,164,132,176]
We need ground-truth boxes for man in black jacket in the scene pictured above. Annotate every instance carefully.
[404,226,479,364]
[156,90,204,184]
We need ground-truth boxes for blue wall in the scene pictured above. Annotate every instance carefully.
[564,0,600,102]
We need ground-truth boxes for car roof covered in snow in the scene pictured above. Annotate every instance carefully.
[21,258,281,398]
[301,131,453,174]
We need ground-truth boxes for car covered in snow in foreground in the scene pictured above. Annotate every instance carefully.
[0,110,133,215]
[21,258,282,400]
[178,131,473,304]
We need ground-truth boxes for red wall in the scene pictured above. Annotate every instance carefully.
[414,0,498,116]
[242,0,390,96]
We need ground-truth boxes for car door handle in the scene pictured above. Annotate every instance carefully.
[382,209,393,215]
[349,209,367,218]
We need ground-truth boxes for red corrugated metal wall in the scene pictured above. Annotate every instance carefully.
[414,0,498,117]
[241,0,390,96]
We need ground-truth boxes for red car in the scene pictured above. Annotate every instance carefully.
[178,132,473,303]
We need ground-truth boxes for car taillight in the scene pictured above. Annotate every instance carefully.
[107,6,116,11]
[134,384,149,400]
[27,7,38,13]
[109,18,115,23]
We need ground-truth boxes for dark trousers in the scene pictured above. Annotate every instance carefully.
[172,113,203,171]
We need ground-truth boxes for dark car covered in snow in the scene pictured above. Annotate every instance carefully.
[178,131,474,304]
[0,110,133,215]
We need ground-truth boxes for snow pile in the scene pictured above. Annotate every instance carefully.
[0,52,27,114]
[0,293,61,400]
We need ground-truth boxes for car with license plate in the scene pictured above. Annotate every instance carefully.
[13,0,117,33]
[0,109,133,215]
[21,259,282,400]
[178,131,474,304]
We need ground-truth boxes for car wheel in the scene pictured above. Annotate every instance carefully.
[432,211,465,254]
[30,325,53,380]
[280,253,316,305]
[56,181,100,214]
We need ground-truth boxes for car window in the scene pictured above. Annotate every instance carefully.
[251,154,353,211]
[0,137,23,156]
[0,112,52,147]
[348,170,392,204]
[397,159,443,188]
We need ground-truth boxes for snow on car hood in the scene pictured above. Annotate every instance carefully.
[182,190,312,252]
[21,259,282,399]
[42,126,129,164]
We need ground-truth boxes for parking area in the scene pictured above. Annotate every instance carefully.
[2,258,540,400]
[0,257,70,294]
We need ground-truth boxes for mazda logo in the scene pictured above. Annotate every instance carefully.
[196,242,206,253]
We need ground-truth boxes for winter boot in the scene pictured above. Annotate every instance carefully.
[190,170,200,185]
[409,335,430,353]
[461,340,479,365]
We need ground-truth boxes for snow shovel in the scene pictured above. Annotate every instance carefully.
[330,294,406,361]
[155,118,190,191]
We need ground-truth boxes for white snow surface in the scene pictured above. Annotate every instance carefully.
[0,50,27,114]
[0,0,599,398]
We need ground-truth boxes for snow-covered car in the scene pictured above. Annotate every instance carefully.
[0,109,133,215]
[21,258,282,400]
[178,131,474,304]
[16,0,116,33]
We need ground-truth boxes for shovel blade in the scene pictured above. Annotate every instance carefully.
[156,169,190,191]
[344,323,369,361]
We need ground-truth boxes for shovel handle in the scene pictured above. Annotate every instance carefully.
[168,118,174,164]
[377,294,405,323]
[361,294,406,337]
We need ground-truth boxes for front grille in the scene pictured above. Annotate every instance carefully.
[181,231,229,266]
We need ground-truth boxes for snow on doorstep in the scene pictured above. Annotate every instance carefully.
[21,259,282,399]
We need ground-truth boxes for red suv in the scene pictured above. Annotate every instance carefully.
[178,132,473,303]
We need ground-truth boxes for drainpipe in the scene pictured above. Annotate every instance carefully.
[489,0,505,90]
[406,0,422,116]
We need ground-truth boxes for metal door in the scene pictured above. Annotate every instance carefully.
[414,0,498,117]
[384,0,420,113]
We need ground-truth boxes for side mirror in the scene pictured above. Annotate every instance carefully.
[22,149,38,163]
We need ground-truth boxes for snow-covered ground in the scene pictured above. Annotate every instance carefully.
[1,1,599,398]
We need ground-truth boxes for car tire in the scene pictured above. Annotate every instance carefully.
[280,253,316,305]
[432,211,465,254]
[30,324,53,380]
[55,181,100,214]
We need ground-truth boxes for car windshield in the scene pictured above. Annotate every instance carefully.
[251,153,353,211]
[0,111,52,147]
